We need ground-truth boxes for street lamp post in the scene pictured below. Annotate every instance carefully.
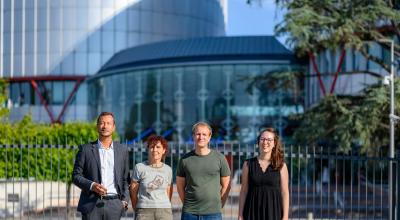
[379,38,397,220]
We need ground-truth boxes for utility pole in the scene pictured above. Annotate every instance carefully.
[380,38,397,220]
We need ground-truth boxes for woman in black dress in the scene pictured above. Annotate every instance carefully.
[238,128,289,220]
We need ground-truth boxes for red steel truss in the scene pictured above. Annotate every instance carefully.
[7,75,86,124]
[308,49,347,96]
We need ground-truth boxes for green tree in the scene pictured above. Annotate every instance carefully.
[0,78,9,119]
[247,0,400,152]
[292,78,400,153]
[248,0,399,71]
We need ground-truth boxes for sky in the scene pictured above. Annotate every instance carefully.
[227,0,287,45]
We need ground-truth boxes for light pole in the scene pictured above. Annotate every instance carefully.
[379,38,397,220]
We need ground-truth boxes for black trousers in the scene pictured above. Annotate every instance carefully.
[82,199,124,220]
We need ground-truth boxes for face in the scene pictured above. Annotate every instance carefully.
[258,131,275,154]
[193,125,212,148]
[97,115,115,138]
[148,141,166,161]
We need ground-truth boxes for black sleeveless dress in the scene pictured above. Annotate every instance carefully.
[243,157,282,220]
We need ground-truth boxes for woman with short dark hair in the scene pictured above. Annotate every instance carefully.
[129,135,173,220]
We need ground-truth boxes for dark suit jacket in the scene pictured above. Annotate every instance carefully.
[72,140,130,214]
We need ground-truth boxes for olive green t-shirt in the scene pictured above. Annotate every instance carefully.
[176,149,231,215]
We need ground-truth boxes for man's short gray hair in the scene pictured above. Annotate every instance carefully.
[191,121,212,136]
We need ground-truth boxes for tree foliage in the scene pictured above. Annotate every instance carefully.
[248,0,400,71]
[0,115,112,183]
[246,0,400,152]
[0,78,9,119]
[273,0,400,72]
[292,79,400,154]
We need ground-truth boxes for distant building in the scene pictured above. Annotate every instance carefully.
[2,0,227,123]
[89,36,304,142]
[2,1,306,143]
[305,40,399,107]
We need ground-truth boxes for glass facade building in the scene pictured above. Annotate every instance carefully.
[1,0,227,122]
[89,36,305,143]
[305,40,400,107]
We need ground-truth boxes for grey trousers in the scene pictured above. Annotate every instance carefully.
[82,199,125,220]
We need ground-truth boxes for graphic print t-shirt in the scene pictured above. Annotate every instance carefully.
[132,162,172,208]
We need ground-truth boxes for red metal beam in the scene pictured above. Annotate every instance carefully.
[329,49,346,94]
[7,75,86,124]
[30,80,56,123]
[308,49,347,96]
[56,78,83,123]
[308,51,327,96]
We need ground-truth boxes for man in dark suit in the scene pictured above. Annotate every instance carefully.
[73,112,129,219]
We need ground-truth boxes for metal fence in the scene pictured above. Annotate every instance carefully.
[0,143,398,219]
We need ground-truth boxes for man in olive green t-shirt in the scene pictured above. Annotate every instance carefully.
[176,122,231,220]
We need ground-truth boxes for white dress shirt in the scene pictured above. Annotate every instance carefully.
[95,139,118,195]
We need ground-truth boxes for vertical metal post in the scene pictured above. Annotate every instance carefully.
[397,150,400,220]
[379,38,396,220]
[389,39,395,220]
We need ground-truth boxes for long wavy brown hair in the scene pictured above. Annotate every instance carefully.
[257,127,284,170]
